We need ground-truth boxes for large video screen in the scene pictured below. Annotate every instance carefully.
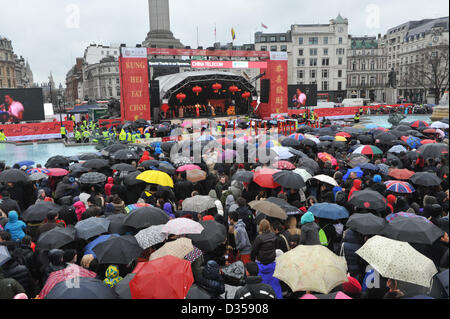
[288,84,317,108]
[0,88,45,123]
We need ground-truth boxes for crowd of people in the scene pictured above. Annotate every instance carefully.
[0,115,448,300]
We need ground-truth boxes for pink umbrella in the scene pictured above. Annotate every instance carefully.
[300,291,352,299]
[161,218,204,236]
[46,168,69,177]
[176,164,202,172]
[181,121,193,128]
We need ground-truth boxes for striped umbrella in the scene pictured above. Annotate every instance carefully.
[353,145,383,156]
[288,133,304,141]
[384,180,416,194]
[386,213,432,224]
[336,132,351,138]
[26,168,50,175]
[318,153,337,166]
[411,120,429,128]
[125,203,152,214]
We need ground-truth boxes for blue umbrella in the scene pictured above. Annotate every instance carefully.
[359,163,379,171]
[403,136,422,149]
[308,203,349,220]
[15,161,35,167]
[343,167,364,181]
[84,234,120,258]
[150,141,162,148]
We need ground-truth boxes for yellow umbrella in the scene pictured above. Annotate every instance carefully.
[273,245,348,294]
[149,237,194,261]
[335,136,348,142]
[136,170,174,188]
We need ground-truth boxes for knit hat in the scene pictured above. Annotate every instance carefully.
[373,175,382,183]
[342,276,362,295]
[300,211,315,225]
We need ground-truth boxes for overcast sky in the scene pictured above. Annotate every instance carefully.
[1,0,448,86]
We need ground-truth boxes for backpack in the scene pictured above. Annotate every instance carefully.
[319,227,329,247]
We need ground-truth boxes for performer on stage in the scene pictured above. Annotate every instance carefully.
[292,88,307,109]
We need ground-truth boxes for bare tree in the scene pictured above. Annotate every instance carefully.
[406,44,449,104]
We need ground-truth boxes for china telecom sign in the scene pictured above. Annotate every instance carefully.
[191,60,267,69]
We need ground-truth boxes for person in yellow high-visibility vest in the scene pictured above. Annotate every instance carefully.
[0,129,6,142]
[74,129,82,144]
[354,112,361,123]
[60,125,67,142]
[82,130,91,143]
[126,131,132,142]
[119,129,127,142]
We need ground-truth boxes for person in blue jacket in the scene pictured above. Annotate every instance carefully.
[4,211,26,242]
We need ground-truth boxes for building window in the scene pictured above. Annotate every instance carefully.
[299,49,304,56]
[310,70,316,78]
[339,37,343,44]
[297,70,304,79]
[298,37,303,44]
[260,37,267,42]
[338,82,342,90]
[322,81,329,91]
[322,69,329,78]
[108,87,113,96]
[352,76,357,87]
[116,78,120,84]
[114,51,118,55]
[338,57,343,65]
[323,37,328,45]
[352,61,357,70]
[362,62,366,70]
[101,51,104,55]
[297,59,305,66]
[270,36,277,42]
[310,48,318,56]
[309,58,317,66]
[361,76,366,86]
[322,58,329,66]
[280,36,286,42]
[270,46,277,51]
[370,61,375,70]
[338,70,343,77]
[261,46,267,51]
[323,48,328,55]
[370,76,376,86]
[280,45,287,52]
[308,37,318,45]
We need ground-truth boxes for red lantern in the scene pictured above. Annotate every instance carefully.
[212,83,222,93]
[242,92,251,100]
[176,93,186,103]
[192,86,202,96]
[229,85,239,95]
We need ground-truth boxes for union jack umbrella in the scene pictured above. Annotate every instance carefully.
[384,180,416,194]
[386,212,432,224]
[410,120,429,128]
[26,168,50,175]
[288,133,304,141]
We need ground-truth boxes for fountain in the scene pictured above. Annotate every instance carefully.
[431,91,449,121]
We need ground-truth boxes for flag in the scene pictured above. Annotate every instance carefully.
[261,23,268,29]
[231,28,236,40]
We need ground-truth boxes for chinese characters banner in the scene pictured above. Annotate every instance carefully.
[119,56,151,121]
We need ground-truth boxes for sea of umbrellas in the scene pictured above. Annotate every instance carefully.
[0,117,448,299]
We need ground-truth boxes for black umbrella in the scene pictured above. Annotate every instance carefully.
[346,213,387,235]
[36,226,76,250]
[348,189,388,212]
[381,217,445,245]
[158,163,176,175]
[75,217,111,240]
[21,202,61,222]
[406,151,419,162]
[92,235,143,265]
[298,158,319,174]
[111,163,137,172]
[273,171,305,189]
[281,138,302,147]
[265,197,299,215]
[111,149,140,162]
[391,140,410,148]
[331,141,347,150]
[300,139,317,148]
[79,172,107,184]
[139,160,160,169]
[101,144,128,157]
[394,125,412,132]
[45,156,70,169]
[417,143,449,160]
[0,169,30,183]
[78,153,102,160]
[231,171,254,183]
[123,171,144,186]
[297,126,315,133]
[105,214,127,235]
[123,206,170,230]
[161,141,178,153]
[341,127,363,135]
[186,284,213,299]
[82,159,110,170]
[375,132,398,144]
[319,136,335,142]
[410,172,442,187]
[45,277,118,299]
[406,130,426,138]
[317,128,335,136]
[358,135,374,144]
[186,220,227,253]
[437,269,449,297]
[288,148,308,159]
[389,130,406,139]
[386,153,403,168]
[69,163,89,175]
[114,273,135,299]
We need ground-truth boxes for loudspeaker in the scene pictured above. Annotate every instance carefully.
[152,107,160,124]
[150,80,161,109]
[260,79,270,103]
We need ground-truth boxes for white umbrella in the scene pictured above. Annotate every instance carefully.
[293,168,313,182]
[134,225,167,250]
[304,134,320,144]
[388,145,408,154]
[161,218,204,236]
[356,235,438,288]
[312,174,338,187]
[431,121,449,129]
[272,147,294,160]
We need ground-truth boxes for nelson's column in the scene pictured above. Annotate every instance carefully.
[142,0,184,48]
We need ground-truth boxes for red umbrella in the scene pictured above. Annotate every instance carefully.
[388,168,415,180]
[420,139,437,145]
[411,120,429,128]
[423,128,438,134]
[129,255,194,299]
[253,167,281,189]
[216,137,232,146]
[272,161,296,170]
[46,168,69,177]
[335,132,351,138]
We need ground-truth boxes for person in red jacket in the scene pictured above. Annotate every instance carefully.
[348,179,362,201]
[104,177,114,197]
[387,194,396,214]
[138,151,152,164]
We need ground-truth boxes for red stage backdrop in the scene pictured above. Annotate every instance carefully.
[258,52,289,119]
[119,48,151,122]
